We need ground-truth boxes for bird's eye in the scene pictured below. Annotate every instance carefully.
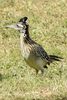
[23,25,26,29]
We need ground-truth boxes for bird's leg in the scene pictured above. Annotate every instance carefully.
[41,68,44,75]
[36,69,39,75]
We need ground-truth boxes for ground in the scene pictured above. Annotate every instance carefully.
[0,0,67,100]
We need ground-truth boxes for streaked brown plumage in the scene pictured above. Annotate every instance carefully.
[6,17,62,74]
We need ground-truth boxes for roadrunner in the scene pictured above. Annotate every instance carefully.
[6,17,62,74]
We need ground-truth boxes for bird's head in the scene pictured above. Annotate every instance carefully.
[6,17,29,38]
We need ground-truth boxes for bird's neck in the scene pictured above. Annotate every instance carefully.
[20,29,30,43]
[20,30,35,46]
[23,30,30,43]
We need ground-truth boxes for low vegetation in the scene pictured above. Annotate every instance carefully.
[0,0,67,100]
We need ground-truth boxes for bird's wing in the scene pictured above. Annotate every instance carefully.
[34,44,50,62]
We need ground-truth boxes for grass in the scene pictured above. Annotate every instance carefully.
[0,0,67,100]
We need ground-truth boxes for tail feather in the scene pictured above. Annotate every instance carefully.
[49,55,63,62]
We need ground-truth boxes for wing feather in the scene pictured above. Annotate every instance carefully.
[34,44,50,62]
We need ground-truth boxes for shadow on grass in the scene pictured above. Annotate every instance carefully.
[0,73,3,81]
[56,97,67,100]
[13,96,67,100]
[0,73,17,81]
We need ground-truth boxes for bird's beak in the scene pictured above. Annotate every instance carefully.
[6,24,20,30]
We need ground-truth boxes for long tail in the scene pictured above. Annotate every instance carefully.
[49,55,63,62]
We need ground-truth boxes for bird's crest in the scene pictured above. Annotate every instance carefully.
[19,17,28,23]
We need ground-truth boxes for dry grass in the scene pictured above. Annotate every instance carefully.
[0,0,67,100]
